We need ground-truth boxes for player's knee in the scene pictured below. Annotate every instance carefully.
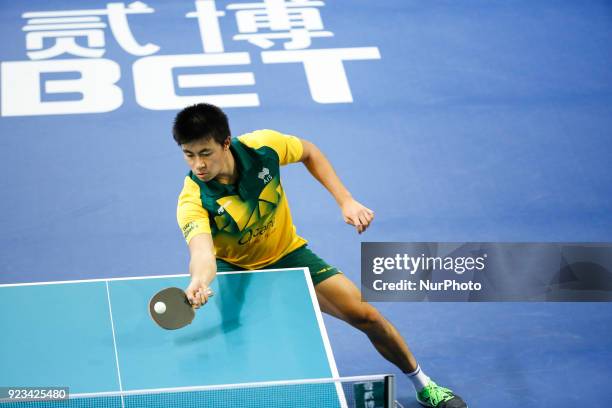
[346,304,383,333]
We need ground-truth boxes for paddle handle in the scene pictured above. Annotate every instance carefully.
[185,287,214,307]
[188,287,214,297]
[190,287,214,300]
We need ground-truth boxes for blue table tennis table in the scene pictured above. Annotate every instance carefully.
[0,268,362,407]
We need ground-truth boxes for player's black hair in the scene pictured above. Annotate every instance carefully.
[172,103,231,145]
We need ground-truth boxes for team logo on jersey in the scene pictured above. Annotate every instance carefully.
[212,176,283,244]
[258,167,272,184]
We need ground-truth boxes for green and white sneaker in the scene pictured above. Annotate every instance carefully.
[416,381,467,408]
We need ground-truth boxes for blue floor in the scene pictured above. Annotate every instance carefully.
[2,1,612,407]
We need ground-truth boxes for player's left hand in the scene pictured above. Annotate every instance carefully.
[340,198,374,234]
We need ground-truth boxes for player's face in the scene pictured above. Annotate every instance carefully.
[181,137,229,182]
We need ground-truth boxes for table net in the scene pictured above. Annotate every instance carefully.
[1,375,395,408]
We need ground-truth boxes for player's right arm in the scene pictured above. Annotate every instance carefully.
[185,233,216,308]
[177,176,216,308]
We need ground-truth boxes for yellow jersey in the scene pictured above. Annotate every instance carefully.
[176,129,308,269]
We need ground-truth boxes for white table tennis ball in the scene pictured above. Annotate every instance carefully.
[154,301,166,314]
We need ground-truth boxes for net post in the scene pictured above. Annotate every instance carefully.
[384,375,395,408]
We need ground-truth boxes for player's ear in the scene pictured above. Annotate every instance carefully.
[223,136,231,150]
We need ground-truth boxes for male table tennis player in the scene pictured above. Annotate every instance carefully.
[174,103,467,408]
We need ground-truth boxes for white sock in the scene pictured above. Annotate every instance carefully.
[405,364,430,391]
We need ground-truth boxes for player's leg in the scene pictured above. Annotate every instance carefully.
[268,245,416,371]
[266,245,467,407]
[316,274,468,408]
[315,273,417,372]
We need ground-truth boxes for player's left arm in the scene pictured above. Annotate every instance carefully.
[299,139,374,234]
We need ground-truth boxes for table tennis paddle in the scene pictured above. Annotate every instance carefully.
[148,287,214,330]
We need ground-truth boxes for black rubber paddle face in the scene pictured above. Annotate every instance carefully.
[149,287,195,330]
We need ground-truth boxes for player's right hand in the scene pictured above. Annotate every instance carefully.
[185,279,210,309]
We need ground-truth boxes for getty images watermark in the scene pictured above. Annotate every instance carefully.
[372,252,486,292]
[361,243,612,302]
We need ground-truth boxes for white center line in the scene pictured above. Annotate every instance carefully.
[105,281,125,408]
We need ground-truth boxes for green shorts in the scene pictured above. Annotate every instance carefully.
[216,245,341,285]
